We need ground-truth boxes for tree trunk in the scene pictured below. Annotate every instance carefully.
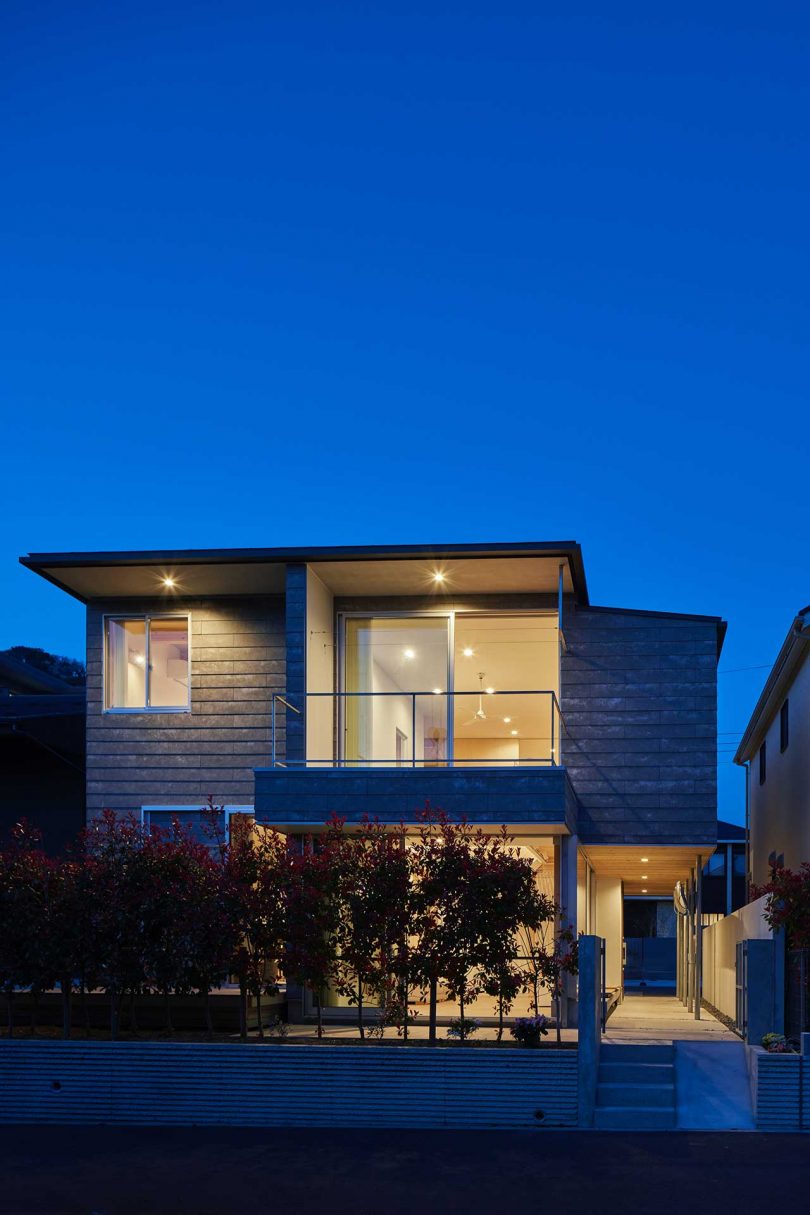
[357,978,364,1040]
[238,980,248,1041]
[81,982,90,1037]
[110,987,120,1041]
[61,975,72,1040]
[497,992,504,1042]
[459,985,465,1042]
[428,976,437,1045]
[315,991,323,1040]
[555,988,562,1045]
[203,988,213,1035]
[256,987,264,1040]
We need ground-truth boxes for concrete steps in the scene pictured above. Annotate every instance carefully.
[593,1044,676,1130]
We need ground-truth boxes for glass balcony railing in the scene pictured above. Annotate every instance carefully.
[271,690,564,768]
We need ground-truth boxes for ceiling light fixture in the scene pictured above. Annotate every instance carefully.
[162,576,176,589]
[432,572,445,584]
[133,654,145,666]
[462,647,474,658]
[503,716,511,724]
[511,729,518,736]
[642,888,648,894]
[641,874,648,879]
[640,857,649,863]
[403,648,415,660]
[485,686,495,695]
[432,687,443,695]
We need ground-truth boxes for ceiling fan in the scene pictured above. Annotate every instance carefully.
[461,672,488,725]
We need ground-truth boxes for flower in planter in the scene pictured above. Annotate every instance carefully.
[510,1015,550,1047]
[761,1032,793,1053]
[446,1016,481,1041]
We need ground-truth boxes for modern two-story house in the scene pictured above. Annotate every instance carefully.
[21,541,725,1025]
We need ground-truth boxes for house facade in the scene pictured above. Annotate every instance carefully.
[21,541,725,1025]
[735,605,810,887]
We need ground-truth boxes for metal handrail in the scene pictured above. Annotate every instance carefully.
[271,689,563,769]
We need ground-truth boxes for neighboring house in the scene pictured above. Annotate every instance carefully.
[734,606,810,887]
[20,541,725,1024]
[0,652,86,852]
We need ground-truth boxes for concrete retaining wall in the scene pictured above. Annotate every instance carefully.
[0,1042,578,1128]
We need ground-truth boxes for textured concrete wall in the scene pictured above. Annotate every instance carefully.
[561,604,718,846]
[86,596,285,816]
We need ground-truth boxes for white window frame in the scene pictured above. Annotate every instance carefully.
[103,612,192,714]
[140,804,254,845]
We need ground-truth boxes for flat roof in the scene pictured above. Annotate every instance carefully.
[20,540,590,604]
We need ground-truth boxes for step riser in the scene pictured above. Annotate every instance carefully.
[600,1045,674,1063]
[598,1063,673,1084]
[593,1108,677,1130]
[597,1084,675,1109]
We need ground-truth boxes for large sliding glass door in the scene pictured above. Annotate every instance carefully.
[343,616,450,766]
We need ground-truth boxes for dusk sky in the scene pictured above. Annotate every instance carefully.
[2,2,809,823]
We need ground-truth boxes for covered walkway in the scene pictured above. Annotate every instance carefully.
[603,993,739,1043]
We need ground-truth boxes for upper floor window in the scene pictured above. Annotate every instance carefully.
[105,615,190,711]
[758,740,766,785]
[780,699,789,753]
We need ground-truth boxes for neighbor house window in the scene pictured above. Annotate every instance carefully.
[780,700,789,753]
[758,741,766,785]
[105,616,190,710]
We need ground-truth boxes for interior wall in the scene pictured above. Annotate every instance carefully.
[595,876,624,989]
[306,568,334,764]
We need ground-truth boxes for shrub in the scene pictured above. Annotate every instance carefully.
[510,1014,550,1047]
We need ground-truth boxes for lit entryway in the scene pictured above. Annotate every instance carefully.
[604,993,738,1044]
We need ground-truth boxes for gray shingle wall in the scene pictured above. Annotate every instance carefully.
[85,597,285,817]
[561,605,718,846]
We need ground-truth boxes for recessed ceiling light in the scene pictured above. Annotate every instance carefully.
[432,572,445,583]
[432,687,442,695]
[641,857,649,862]
[503,716,512,724]
[462,647,474,658]
[511,729,518,736]
[162,576,176,588]
[133,654,145,666]
[641,874,648,879]
[485,686,495,695]
[642,888,648,893]
[403,648,415,659]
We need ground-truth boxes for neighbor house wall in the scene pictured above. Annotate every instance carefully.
[561,604,718,847]
[748,652,810,887]
[85,596,285,816]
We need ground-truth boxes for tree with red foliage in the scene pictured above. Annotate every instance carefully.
[206,804,290,1040]
[283,834,340,1039]
[0,821,56,1036]
[328,816,412,1039]
[753,863,810,949]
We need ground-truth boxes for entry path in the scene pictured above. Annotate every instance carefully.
[604,993,738,1043]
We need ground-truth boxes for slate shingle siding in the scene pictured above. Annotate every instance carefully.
[85,597,285,816]
[560,605,718,846]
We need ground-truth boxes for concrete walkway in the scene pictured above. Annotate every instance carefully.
[604,993,739,1044]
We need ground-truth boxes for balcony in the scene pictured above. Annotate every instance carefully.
[256,690,577,832]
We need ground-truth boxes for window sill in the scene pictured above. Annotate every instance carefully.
[103,706,192,715]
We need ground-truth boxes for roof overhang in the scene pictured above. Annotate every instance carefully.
[734,608,810,764]
[582,843,713,897]
[19,541,588,604]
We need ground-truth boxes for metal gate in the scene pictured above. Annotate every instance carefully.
[735,940,748,1039]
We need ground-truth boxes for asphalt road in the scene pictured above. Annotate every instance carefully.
[1,1126,808,1215]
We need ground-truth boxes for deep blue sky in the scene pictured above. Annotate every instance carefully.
[2,2,809,822]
